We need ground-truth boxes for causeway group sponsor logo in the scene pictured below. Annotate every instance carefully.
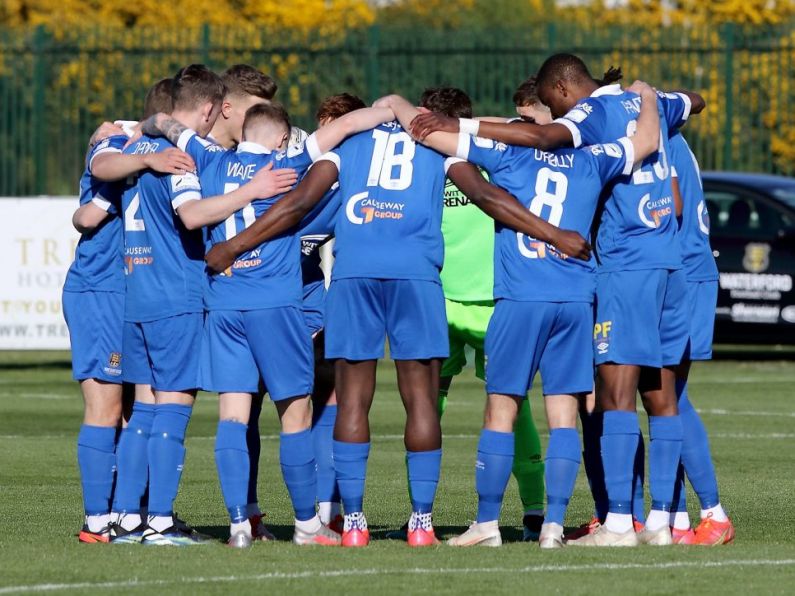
[124,245,153,274]
[345,191,405,225]
[516,234,568,261]
[224,248,262,276]
[637,193,673,228]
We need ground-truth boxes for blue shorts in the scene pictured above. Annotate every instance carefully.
[200,307,313,401]
[325,278,449,361]
[302,280,326,336]
[123,313,203,391]
[594,269,689,368]
[485,300,594,396]
[684,280,717,361]
[63,290,124,383]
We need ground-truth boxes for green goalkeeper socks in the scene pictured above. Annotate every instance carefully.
[512,399,545,512]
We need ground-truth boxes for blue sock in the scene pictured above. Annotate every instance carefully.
[246,398,262,507]
[215,420,249,523]
[280,429,317,521]
[648,415,683,512]
[77,425,117,515]
[312,404,339,503]
[672,462,687,513]
[333,440,370,514]
[476,429,514,523]
[601,411,639,515]
[544,428,581,526]
[407,449,442,514]
[581,410,608,519]
[147,403,192,517]
[112,402,155,513]
[678,382,720,508]
[632,430,646,523]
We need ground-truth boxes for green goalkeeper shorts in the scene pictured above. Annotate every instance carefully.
[441,299,494,381]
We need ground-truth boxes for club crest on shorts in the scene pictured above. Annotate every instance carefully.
[742,243,770,273]
[109,352,121,368]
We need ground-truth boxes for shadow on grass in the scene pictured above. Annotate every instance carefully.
[186,523,593,545]
[712,344,795,361]
[0,360,72,371]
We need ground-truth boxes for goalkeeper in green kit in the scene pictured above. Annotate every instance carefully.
[389,86,545,541]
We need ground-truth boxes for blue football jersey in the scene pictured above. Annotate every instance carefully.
[458,133,634,302]
[64,135,127,294]
[321,121,459,281]
[121,134,205,322]
[555,84,692,272]
[298,183,339,287]
[669,133,719,282]
[177,131,323,311]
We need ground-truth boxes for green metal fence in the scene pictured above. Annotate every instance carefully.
[0,23,793,196]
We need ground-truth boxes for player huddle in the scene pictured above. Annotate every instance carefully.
[63,53,734,550]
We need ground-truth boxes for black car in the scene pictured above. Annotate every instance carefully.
[702,172,795,344]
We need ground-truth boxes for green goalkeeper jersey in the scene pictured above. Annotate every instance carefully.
[440,174,495,302]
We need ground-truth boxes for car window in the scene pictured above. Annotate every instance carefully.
[705,189,795,241]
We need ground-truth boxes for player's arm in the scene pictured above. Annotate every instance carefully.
[624,81,661,163]
[641,85,705,134]
[204,161,338,273]
[91,149,196,182]
[71,200,112,234]
[311,107,396,154]
[375,94,460,156]
[176,163,299,231]
[410,110,573,151]
[666,89,705,116]
[446,162,591,261]
[87,121,123,151]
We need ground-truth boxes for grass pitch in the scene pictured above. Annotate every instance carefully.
[0,351,794,594]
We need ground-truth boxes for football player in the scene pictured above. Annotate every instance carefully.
[411,53,705,546]
[668,131,734,545]
[142,100,396,546]
[381,85,660,548]
[202,98,590,548]
[64,78,183,543]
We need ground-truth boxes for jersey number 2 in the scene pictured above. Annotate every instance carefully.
[124,193,145,232]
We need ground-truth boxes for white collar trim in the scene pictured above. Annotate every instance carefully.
[591,84,623,97]
[237,141,272,154]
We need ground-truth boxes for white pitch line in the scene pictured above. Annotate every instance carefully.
[0,559,792,594]
[1,432,793,441]
[697,408,795,418]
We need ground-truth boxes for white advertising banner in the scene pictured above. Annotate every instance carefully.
[0,197,80,349]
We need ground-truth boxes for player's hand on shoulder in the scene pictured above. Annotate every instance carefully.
[372,95,396,109]
[145,148,196,175]
[124,125,143,148]
[248,162,299,199]
[552,229,592,261]
[410,112,458,141]
[626,80,656,98]
[205,241,237,274]
[89,121,124,148]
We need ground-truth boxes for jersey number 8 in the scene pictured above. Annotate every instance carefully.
[517,168,568,259]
